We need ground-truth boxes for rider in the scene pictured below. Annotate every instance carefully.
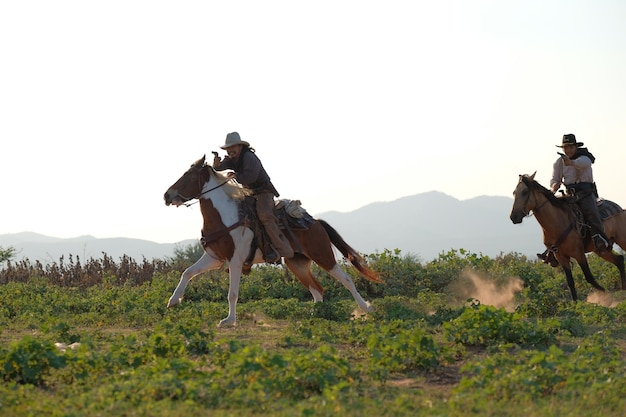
[539,134,610,265]
[212,132,294,263]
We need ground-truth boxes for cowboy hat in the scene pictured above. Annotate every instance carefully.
[220,132,250,149]
[556,133,584,148]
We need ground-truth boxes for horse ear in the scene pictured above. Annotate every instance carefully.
[529,171,536,181]
[192,155,206,168]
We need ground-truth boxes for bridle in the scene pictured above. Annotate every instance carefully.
[520,177,574,253]
[519,177,548,217]
[179,164,232,207]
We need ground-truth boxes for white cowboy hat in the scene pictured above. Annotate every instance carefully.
[220,132,250,149]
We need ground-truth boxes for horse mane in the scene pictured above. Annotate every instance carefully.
[205,165,251,200]
[522,174,568,209]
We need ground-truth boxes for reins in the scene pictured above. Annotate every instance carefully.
[525,180,575,253]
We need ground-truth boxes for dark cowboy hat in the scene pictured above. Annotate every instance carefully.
[556,133,584,148]
[220,132,250,149]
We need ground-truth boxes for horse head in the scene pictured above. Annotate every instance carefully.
[164,155,209,206]
[509,171,537,224]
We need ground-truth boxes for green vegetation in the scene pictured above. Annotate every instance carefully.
[0,245,15,264]
[1,248,626,416]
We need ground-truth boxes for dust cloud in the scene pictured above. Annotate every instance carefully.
[586,291,620,308]
[449,269,524,312]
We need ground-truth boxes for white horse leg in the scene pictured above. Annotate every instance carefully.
[309,287,324,303]
[327,264,373,312]
[167,251,223,308]
[218,230,253,328]
[218,258,245,328]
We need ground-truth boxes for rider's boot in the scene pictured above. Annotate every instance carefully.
[537,249,559,267]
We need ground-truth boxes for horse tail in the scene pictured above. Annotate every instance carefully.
[318,219,384,283]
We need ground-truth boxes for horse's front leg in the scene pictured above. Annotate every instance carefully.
[167,251,223,308]
[218,259,244,328]
[561,265,578,301]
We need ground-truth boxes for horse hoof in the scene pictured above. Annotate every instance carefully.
[218,318,236,328]
[167,297,180,308]
[363,301,374,313]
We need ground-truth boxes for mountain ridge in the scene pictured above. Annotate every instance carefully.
[1,192,543,264]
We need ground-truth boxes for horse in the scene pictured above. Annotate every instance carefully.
[163,155,383,327]
[510,172,626,301]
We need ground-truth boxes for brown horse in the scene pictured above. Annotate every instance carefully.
[510,172,626,301]
[164,155,382,326]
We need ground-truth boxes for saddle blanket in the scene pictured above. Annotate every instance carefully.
[275,199,316,230]
[598,199,623,220]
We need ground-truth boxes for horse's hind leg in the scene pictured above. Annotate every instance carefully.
[167,251,223,308]
[284,254,324,302]
[619,254,626,290]
[597,251,625,290]
[326,264,373,312]
[579,260,606,293]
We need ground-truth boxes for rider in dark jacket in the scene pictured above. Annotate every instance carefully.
[213,132,294,263]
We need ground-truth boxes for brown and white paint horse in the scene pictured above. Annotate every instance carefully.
[510,172,626,301]
[164,155,382,326]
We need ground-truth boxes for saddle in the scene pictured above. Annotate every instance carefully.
[240,197,315,273]
[560,196,622,237]
[538,198,622,267]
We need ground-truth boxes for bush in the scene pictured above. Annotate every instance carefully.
[453,332,626,404]
[0,336,66,386]
[443,303,556,348]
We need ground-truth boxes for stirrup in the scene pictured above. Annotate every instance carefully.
[264,250,281,263]
[592,234,609,251]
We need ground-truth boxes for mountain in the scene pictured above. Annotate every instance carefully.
[0,232,197,265]
[313,191,543,261]
[0,192,544,264]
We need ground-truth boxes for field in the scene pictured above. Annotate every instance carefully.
[2,249,626,416]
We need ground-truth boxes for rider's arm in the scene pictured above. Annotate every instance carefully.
[571,155,592,169]
[214,156,234,171]
[550,158,563,193]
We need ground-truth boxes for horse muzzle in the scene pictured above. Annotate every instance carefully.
[510,210,525,224]
[164,190,183,207]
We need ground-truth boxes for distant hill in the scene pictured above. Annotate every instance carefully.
[0,232,197,265]
[315,191,543,261]
[0,192,543,264]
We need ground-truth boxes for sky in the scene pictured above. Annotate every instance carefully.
[1,1,626,244]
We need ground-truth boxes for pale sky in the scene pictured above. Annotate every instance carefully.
[2,1,625,244]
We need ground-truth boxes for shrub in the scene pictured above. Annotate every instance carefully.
[364,320,443,382]
[443,304,556,347]
[0,336,66,385]
[453,332,626,404]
